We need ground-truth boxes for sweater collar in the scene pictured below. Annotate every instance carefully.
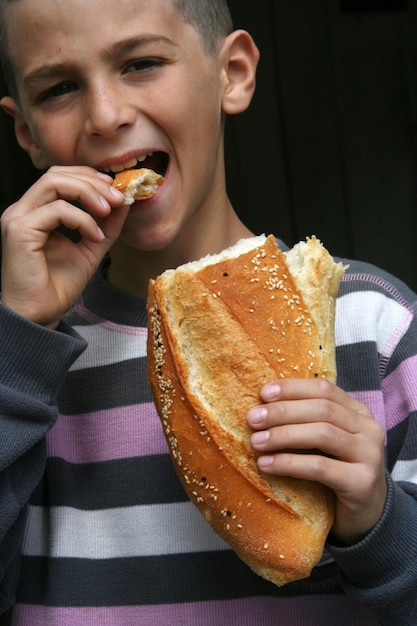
[81,256,148,327]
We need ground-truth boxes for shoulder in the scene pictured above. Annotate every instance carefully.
[334,257,417,361]
[337,257,417,309]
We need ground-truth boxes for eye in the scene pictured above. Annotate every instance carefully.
[39,81,78,102]
[123,58,164,75]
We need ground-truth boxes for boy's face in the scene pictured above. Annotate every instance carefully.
[4,0,233,251]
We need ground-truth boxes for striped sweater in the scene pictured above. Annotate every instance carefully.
[1,245,417,625]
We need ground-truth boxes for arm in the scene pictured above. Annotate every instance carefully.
[329,472,417,624]
[0,166,127,611]
[0,305,86,612]
[246,278,417,626]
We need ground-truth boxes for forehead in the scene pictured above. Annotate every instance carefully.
[6,0,200,80]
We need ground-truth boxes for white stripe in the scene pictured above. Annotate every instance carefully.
[70,324,147,371]
[72,292,410,371]
[336,291,411,357]
[392,460,417,484]
[22,502,228,559]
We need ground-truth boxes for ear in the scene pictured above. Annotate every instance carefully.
[0,96,49,169]
[220,30,260,115]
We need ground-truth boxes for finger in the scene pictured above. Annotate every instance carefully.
[261,378,365,413]
[247,394,367,438]
[251,421,357,461]
[255,449,348,493]
[4,168,124,220]
[3,201,106,247]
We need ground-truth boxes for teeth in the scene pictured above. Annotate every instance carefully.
[109,163,126,173]
[105,152,153,173]
[122,157,139,169]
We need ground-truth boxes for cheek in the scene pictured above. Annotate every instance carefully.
[161,70,222,141]
[34,120,77,166]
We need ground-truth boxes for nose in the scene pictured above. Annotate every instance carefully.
[84,82,136,138]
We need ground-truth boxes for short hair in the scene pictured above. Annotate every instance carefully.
[173,0,233,54]
[0,0,233,100]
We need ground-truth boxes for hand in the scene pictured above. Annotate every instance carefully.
[247,378,387,546]
[1,166,128,328]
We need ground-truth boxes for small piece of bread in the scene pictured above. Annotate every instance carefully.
[112,168,164,204]
[147,234,346,587]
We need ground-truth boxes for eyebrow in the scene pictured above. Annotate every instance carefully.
[24,35,178,86]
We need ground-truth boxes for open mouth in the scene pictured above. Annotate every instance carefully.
[103,152,169,179]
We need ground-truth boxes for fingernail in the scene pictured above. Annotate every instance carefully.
[252,430,270,445]
[258,455,274,469]
[247,406,268,425]
[262,383,282,401]
[99,195,111,209]
[96,226,105,240]
[109,186,125,200]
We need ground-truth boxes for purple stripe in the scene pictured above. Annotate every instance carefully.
[46,403,168,463]
[13,595,379,625]
[350,355,417,432]
[349,390,386,428]
[382,354,417,429]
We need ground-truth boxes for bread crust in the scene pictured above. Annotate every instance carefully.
[112,168,164,203]
[147,235,345,586]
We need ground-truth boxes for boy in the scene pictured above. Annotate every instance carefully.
[0,0,416,623]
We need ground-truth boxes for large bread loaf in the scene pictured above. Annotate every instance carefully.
[147,234,346,586]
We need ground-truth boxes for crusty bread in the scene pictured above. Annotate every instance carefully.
[112,168,164,204]
[147,234,346,587]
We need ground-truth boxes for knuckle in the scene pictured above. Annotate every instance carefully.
[310,453,330,479]
[316,421,334,442]
[357,464,379,493]
[1,212,22,237]
[363,416,385,446]
[316,397,334,420]
[317,378,334,397]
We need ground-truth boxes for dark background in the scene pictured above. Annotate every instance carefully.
[1,0,417,289]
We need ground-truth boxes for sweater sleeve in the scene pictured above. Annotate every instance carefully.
[327,279,417,626]
[0,303,86,612]
[328,475,417,625]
